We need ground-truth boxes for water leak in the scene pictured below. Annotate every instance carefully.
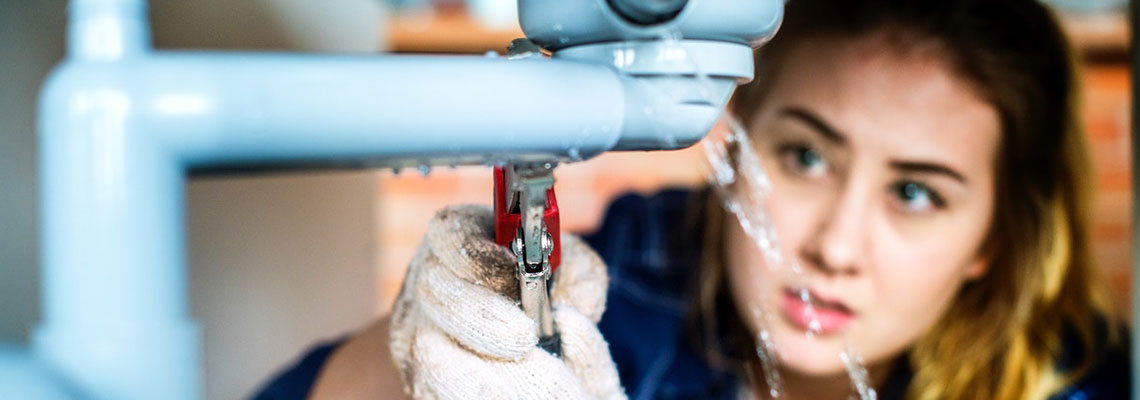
[702,113,789,398]
[701,114,778,265]
[842,335,878,400]
[702,108,874,400]
[663,27,798,398]
[752,309,783,399]
[634,26,877,399]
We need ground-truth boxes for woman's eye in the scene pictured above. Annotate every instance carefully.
[891,181,945,212]
[778,144,827,177]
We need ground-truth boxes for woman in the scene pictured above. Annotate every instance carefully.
[255,0,1129,398]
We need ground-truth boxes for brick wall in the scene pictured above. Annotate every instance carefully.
[373,63,1132,316]
[1082,63,1131,316]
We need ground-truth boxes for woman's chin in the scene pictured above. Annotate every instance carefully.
[768,324,852,376]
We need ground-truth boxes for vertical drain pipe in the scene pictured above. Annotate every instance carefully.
[37,0,200,398]
[68,0,149,61]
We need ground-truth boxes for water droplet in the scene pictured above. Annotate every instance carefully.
[559,37,569,44]
[392,166,402,176]
[552,23,563,31]
[790,260,804,274]
[840,336,878,400]
[567,147,582,161]
[755,325,783,399]
[418,164,431,177]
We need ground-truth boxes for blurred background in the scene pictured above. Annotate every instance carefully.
[0,0,1130,398]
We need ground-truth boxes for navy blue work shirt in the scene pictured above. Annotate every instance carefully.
[253,189,1130,399]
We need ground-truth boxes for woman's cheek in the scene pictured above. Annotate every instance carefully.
[863,234,971,355]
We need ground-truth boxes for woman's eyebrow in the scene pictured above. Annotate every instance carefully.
[889,160,967,184]
[779,107,848,145]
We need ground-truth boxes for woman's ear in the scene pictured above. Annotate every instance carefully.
[964,253,990,281]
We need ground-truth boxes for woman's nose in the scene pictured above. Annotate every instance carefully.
[800,183,869,276]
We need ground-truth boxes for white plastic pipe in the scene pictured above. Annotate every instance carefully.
[33,0,774,397]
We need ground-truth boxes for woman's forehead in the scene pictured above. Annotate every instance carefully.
[760,36,1001,178]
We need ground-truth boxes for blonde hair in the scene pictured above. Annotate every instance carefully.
[695,0,1119,398]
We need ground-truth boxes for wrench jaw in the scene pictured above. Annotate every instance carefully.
[512,228,560,357]
[495,164,562,357]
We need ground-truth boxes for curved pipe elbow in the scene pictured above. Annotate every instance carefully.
[556,39,753,152]
[611,75,736,151]
[0,347,77,400]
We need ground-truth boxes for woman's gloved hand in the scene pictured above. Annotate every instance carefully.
[388,205,626,400]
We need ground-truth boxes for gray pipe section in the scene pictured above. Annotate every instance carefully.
[521,0,784,51]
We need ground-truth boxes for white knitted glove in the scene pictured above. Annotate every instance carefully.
[388,205,626,400]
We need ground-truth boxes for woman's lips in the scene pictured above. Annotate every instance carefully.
[780,288,854,335]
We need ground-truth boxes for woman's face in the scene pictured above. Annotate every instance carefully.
[726,36,999,376]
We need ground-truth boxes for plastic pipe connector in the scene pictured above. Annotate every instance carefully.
[607,0,688,25]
